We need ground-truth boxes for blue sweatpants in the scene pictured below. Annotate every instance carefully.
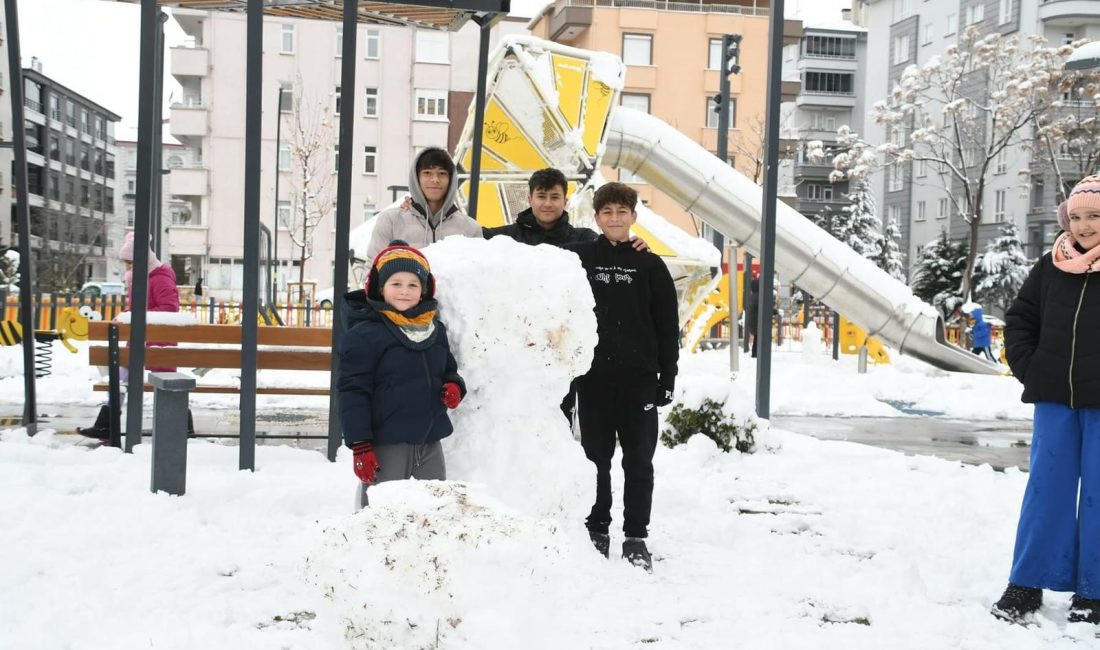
[1010,402,1100,597]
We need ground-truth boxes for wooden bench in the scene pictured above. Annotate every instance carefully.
[87,322,333,395]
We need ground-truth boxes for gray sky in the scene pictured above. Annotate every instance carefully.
[17,0,851,130]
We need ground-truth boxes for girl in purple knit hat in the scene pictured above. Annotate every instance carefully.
[992,174,1100,625]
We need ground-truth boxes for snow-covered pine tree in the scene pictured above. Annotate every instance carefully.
[911,229,968,317]
[875,213,906,281]
[0,250,18,291]
[841,179,884,260]
[974,222,1031,315]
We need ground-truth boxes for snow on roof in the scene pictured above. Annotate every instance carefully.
[803,20,867,33]
[1067,41,1100,70]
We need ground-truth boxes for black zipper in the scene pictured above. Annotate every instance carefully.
[1068,272,1091,408]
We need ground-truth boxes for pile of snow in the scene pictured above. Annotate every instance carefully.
[426,236,596,519]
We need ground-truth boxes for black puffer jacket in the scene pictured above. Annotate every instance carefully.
[1004,253,1100,408]
[483,208,597,247]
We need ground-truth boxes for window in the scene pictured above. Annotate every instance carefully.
[127,179,135,192]
[333,144,339,172]
[365,28,380,59]
[65,178,75,204]
[280,24,295,54]
[127,209,135,228]
[708,38,722,70]
[1064,32,1077,46]
[621,93,650,113]
[916,200,927,222]
[80,109,90,134]
[892,36,910,65]
[364,88,378,117]
[363,146,377,174]
[80,145,90,171]
[48,172,59,201]
[803,72,854,94]
[415,30,449,64]
[278,142,291,171]
[335,26,342,57]
[995,149,1007,175]
[48,94,60,120]
[993,189,1006,223]
[64,139,75,166]
[802,35,856,59]
[363,204,377,222]
[784,44,795,62]
[706,96,736,129]
[806,183,833,201]
[998,0,1013,25]
[921,23,933,46]
[938,197,949,219]
[889,205,902,229]
[415,90,448,120]
[946,13,957,36]
[277,201,291,228]
[279,83,294,112]
[811,113,836,131]
[917,159,927,177]
[894,0,913,18]
[48,133,60,161]
[888,164,904,192]
[622,34,652,66]
[965,3,984,26]
[334,86,341,115]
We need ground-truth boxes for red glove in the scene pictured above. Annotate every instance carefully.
[441,382,463,409]
[352,443,380,483]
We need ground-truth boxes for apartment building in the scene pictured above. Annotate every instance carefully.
[529,0,800,237]
[19,61,120,291]
[780,15,868,222]
[0,5,11,251]
[167,9,527,301]
[858,0,1100,270]
[112,133,199,286]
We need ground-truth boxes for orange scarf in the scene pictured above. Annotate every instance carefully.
[1052,232,1100,274]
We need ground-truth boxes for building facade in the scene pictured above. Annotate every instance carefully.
[779,16,868,222]
[529,0,800,237]
[167,9,526,301]
[858,0,1100,271]
[19,62,120,291]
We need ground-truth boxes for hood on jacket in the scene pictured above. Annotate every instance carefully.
[515,207,569,232]
[971,306,984,322]
[408,147,460,228]
[342,288,380,331]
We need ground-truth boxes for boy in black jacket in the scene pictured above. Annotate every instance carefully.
[565,182,679,572]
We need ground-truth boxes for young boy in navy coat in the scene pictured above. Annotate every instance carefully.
[337,240,466,510]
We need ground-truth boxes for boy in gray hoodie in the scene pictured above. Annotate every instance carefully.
[366,147,483,259]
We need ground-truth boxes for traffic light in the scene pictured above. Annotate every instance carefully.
[712,93,724,114]
[723,34,743,77]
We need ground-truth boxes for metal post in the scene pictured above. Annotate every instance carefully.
[148,371,195,496]
[127,0,158,452]
[857,346,868,374]
[272,86,284,308]
[712,34,734,254]
[326,0,359,461]
[742,252,753,353]
[727,244,738,373]
[239,0,263,471]
[466,15,492,220]
[107,324,122,448]
[755,0,784,420]
[151,11,167,258]
[831,310,840,361]
[7,0,37,432]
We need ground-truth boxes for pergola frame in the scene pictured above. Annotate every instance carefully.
[11,0,508,466]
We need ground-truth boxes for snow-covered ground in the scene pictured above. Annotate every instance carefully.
[3,238,1081,648]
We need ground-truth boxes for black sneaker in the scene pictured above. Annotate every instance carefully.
[622,537,652,573]
[589,531,610,558]
[991,584,1042,623]
[1068,594,1100,624]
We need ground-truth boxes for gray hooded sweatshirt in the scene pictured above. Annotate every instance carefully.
[365,147,483,259]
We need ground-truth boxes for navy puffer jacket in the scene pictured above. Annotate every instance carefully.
[337,289,464,448]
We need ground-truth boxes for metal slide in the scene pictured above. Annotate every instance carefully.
[605,108,1004,375]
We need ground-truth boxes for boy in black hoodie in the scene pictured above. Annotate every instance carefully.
[565,182,679,572]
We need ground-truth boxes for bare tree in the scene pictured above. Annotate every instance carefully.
[283,79,336,293]
[869,26,1050,300]
[1027,39,1100,204]
[728,113,798,185]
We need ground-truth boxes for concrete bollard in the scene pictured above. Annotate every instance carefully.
[149,372,196,496]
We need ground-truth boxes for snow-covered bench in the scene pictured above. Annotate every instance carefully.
[86,321,333,396]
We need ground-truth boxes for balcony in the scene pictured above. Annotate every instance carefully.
[796,91,856,108]
[549,4,592,40]
[781,79,801,103]
[1038,0,1096,25]
[168,165,208,196]
[170,104,208,138]
[170,46,209,78]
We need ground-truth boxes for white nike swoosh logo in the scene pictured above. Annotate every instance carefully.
[644,404,654,411]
